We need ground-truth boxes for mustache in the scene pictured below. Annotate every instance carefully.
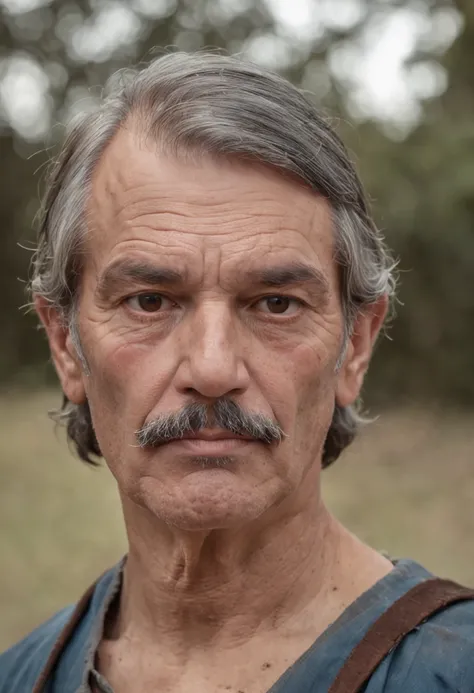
[135,399,286,448]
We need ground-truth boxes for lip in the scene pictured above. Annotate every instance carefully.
[166,433,256,455]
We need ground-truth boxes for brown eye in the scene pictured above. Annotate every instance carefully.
[126,293,168,313]
[254,295,302,316]
[266,296,290,313]
[138,294,162,312]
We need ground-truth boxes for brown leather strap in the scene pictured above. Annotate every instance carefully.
[32,577,101,693]
[328,577,474,693]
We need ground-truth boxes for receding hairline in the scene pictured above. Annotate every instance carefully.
[83,116,335,265]
[91,111,319,198]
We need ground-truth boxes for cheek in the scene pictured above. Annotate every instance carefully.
[83,333,172,430]
[82,337,176,478]
[290,341,333,393]
[256,335,338,432]
[290,342,337,437]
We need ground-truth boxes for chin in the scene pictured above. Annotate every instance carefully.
[139,470,270,531]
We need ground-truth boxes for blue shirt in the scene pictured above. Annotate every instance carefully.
[1,558,474,692]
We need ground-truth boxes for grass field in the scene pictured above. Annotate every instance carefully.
[1,389,474,650]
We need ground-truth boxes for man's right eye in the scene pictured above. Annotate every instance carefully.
[125,293,172,313]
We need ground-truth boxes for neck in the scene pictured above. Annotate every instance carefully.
[112,487,392,651]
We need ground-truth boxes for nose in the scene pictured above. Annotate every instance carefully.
[175,302,250,400]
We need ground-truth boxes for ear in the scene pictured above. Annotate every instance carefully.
[34,296,87,405]
[336,295,388,408]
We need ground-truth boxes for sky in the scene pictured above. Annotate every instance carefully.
[0,0,463,140]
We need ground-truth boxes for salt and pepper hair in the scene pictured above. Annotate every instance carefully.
[31,51,396,468]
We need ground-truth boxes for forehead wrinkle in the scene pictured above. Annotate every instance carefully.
[111,193,306,233]
[90,183,302,249]
[92,133,322,222]
[86,138,337,294]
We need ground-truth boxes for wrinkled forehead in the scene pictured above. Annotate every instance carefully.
[86,127,336,279]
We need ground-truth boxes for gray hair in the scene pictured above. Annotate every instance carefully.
[31,51,396,468]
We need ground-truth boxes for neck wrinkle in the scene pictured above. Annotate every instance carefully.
[113,492,345,651]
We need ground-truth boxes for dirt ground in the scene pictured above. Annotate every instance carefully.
[1,389,473,650]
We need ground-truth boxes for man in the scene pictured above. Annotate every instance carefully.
[1,51,474,693]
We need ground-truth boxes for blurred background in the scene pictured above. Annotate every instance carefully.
[1,0,474,650]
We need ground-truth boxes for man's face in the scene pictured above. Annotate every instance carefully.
[40,128,384,531]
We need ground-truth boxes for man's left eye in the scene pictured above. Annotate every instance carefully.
[256,296,302,315]
[126,293,171,313]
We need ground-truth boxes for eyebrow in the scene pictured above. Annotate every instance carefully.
[247,262,329,295]
[95,258,329,302]
[95,260,184,302]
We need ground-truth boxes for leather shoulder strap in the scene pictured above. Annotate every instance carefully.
[32,576,101,693]
[328,577,474,693]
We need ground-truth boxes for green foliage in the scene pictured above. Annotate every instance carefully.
[0,0,472,404]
